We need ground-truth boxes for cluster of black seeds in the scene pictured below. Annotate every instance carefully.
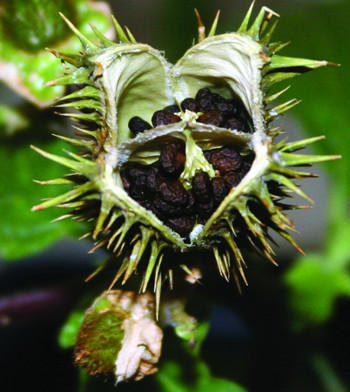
[123,88,253,237]
[128,87,251,135]
[121,140,252,237]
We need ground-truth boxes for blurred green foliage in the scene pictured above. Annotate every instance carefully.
[0,137,84,259]
[271,1,350,329]
[0,0,112,259]
[0,105,29,136]
[0,0,112,105]
[157,359,247,392]
[2,0,75,52]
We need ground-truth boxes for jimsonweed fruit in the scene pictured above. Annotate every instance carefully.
[33,3,339,308]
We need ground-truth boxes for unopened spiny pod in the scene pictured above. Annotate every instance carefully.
[32,3,339,305]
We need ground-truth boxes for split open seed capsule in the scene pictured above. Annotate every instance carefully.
[32,3,339,306]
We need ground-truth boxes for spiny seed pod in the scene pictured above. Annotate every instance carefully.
[32,4,339,307]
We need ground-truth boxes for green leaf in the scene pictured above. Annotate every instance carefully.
[0,137,85,260]
[285,193,350,329]
[1,0,76,52]
[59,283,113,349]
[270,2,349,192]
[275,2,350,331]
[285,253,350,328]
[160,297,211,355]
[59,308,86,349]
[157,359,247,392]
[0,0,113,106]
[155,310,247,392]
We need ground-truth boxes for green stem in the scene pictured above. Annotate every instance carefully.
[310,353,347,392]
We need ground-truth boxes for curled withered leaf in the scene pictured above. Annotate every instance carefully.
[74,290,163,382]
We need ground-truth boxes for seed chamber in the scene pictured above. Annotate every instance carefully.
[118,88,254,239]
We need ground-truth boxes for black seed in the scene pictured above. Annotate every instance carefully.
[207,147,242,174]
[196,96,215,112]
[163,104,180,113]
[159,179,189,206]
[212,177,228,206]
[128,181,147,201]
[151,110,181,127]
[197,110,224,127]
[133,175,147,189]
[166,216,196,236]
[122,166,150,200]
[223,170,241,188]
[128,116,152,135]
[216,102,230,113]
[152,195,183,218]
[159,141,186,176]
[143,199,165,220]
[195,88,212,100]
[196,199,215,218]
[212,93,225,105]
[223,117,250,133]
[237,160,252,180]
[123,166,150,180]
[195,88,216,112]
[217,99,241,116]
[183,189,195,215]
[146,167,163,193]
[181,98,197,112]
[192,172,213,203]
